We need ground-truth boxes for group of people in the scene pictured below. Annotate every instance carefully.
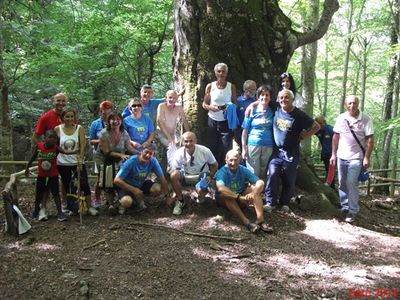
[25,62,374,233]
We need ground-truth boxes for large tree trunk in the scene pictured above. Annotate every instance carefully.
[173,0,339,211]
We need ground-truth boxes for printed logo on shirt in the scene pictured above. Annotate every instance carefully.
[276,117,293,132]
[137,127,146,132]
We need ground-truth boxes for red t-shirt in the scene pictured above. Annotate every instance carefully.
[35,109,62,136]
[36,142,58,177]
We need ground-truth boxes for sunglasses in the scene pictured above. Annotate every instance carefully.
[190,155,195,166]
[131,104,142,108]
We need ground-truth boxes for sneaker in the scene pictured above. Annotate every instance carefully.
[173,200,184,215]
[38,208,48,221]
[30,209,39,220]
[263,204,276,213]
[108,205,117,216]
[345,213,356,223]
[132,200,147,213]
[91,198,102,209]
[118,206,126,215]
[281,205,290,212]
[87,207,99,216]
[57,212,67,222]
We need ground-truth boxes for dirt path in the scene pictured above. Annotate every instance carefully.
[1,191,399,299]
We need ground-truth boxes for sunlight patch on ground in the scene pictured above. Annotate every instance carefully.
[5,241,60,252]
[152,217,192,228]
[301,219,400,253]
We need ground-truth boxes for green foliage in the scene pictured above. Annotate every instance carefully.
[4,0,174,129]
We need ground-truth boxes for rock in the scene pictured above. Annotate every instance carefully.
[108,224,120,230]
[376,202,393,209]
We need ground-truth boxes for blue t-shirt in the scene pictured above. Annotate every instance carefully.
[237,95,257,125]
[116,155,163,188]
[273,107,314,156]
[315,124,333,160]
[124,114,154,145]
[122,99,164,120]
[216,164,259,193]
[242,107,274,146]
[89,118,106,150]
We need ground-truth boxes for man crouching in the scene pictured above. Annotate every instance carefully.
[114,143,169,215]
[215,149,272,233]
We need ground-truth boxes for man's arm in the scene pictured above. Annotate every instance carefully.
[300,121,320,141]
[230,84,238,105]
[217,185,240,201]
[114,176,143,197]
[32,132,41,145]
[207,162,218,183]
[202,84,219,112]
[363,135,374,168]
[329,133,340,166]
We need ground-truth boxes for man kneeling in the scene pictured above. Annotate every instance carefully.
[114,143,169,215]
[215,150,272,233]
[170,132,218,215]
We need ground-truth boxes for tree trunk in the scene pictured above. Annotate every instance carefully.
[300,0,319,160]
[173,0,339,211]
[0,4,14,173]
[340,0,354,112]
[374,2,399,194]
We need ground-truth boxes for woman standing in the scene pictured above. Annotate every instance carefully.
[202,63,237,166]
[242,85,274,179]
[89,100,113,208]
[124,97,155,151]
[278,72,305,109]
[55,108,98,216]
[96,111,137,214]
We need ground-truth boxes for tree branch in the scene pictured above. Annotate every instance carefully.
[296,0,339,47]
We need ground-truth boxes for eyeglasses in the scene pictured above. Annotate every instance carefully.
[190,155,195,166]
[131,104,142,108]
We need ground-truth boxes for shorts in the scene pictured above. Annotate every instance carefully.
[117,179,155,199]
[36,176,59,199]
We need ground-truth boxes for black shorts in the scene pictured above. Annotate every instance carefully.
[35,176,60,199]
[117,179,155,199]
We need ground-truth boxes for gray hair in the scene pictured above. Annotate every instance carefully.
[278,88,294,100]
[214,63,228,73]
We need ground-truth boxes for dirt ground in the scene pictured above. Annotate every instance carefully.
[1,183,400,300]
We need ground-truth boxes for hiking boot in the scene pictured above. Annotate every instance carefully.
[30,209,39,220]
[281,205,290,212]
[263,204,276,213]
[87,207,99,216]
[345,213,356,223]
[57,212,67,222]
[38,208,48,221]
[173,200,184,215]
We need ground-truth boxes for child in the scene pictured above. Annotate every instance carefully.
[156,90,190,172]
[25,129,66,222]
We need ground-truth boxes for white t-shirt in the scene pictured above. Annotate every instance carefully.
[333,111,374,160]
[171,144,217,175]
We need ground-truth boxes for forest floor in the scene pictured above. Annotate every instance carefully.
[1,181,400,300]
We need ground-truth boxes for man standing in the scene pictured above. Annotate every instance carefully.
[264,89,320,212]
[169,132,218,215]
[215,149,271,233]
[330,95,374,223]
[32,93,67,144]
[31,92,68,220]
[122,84,164,121]
[114,143,169,215]
[315,116,335,188]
